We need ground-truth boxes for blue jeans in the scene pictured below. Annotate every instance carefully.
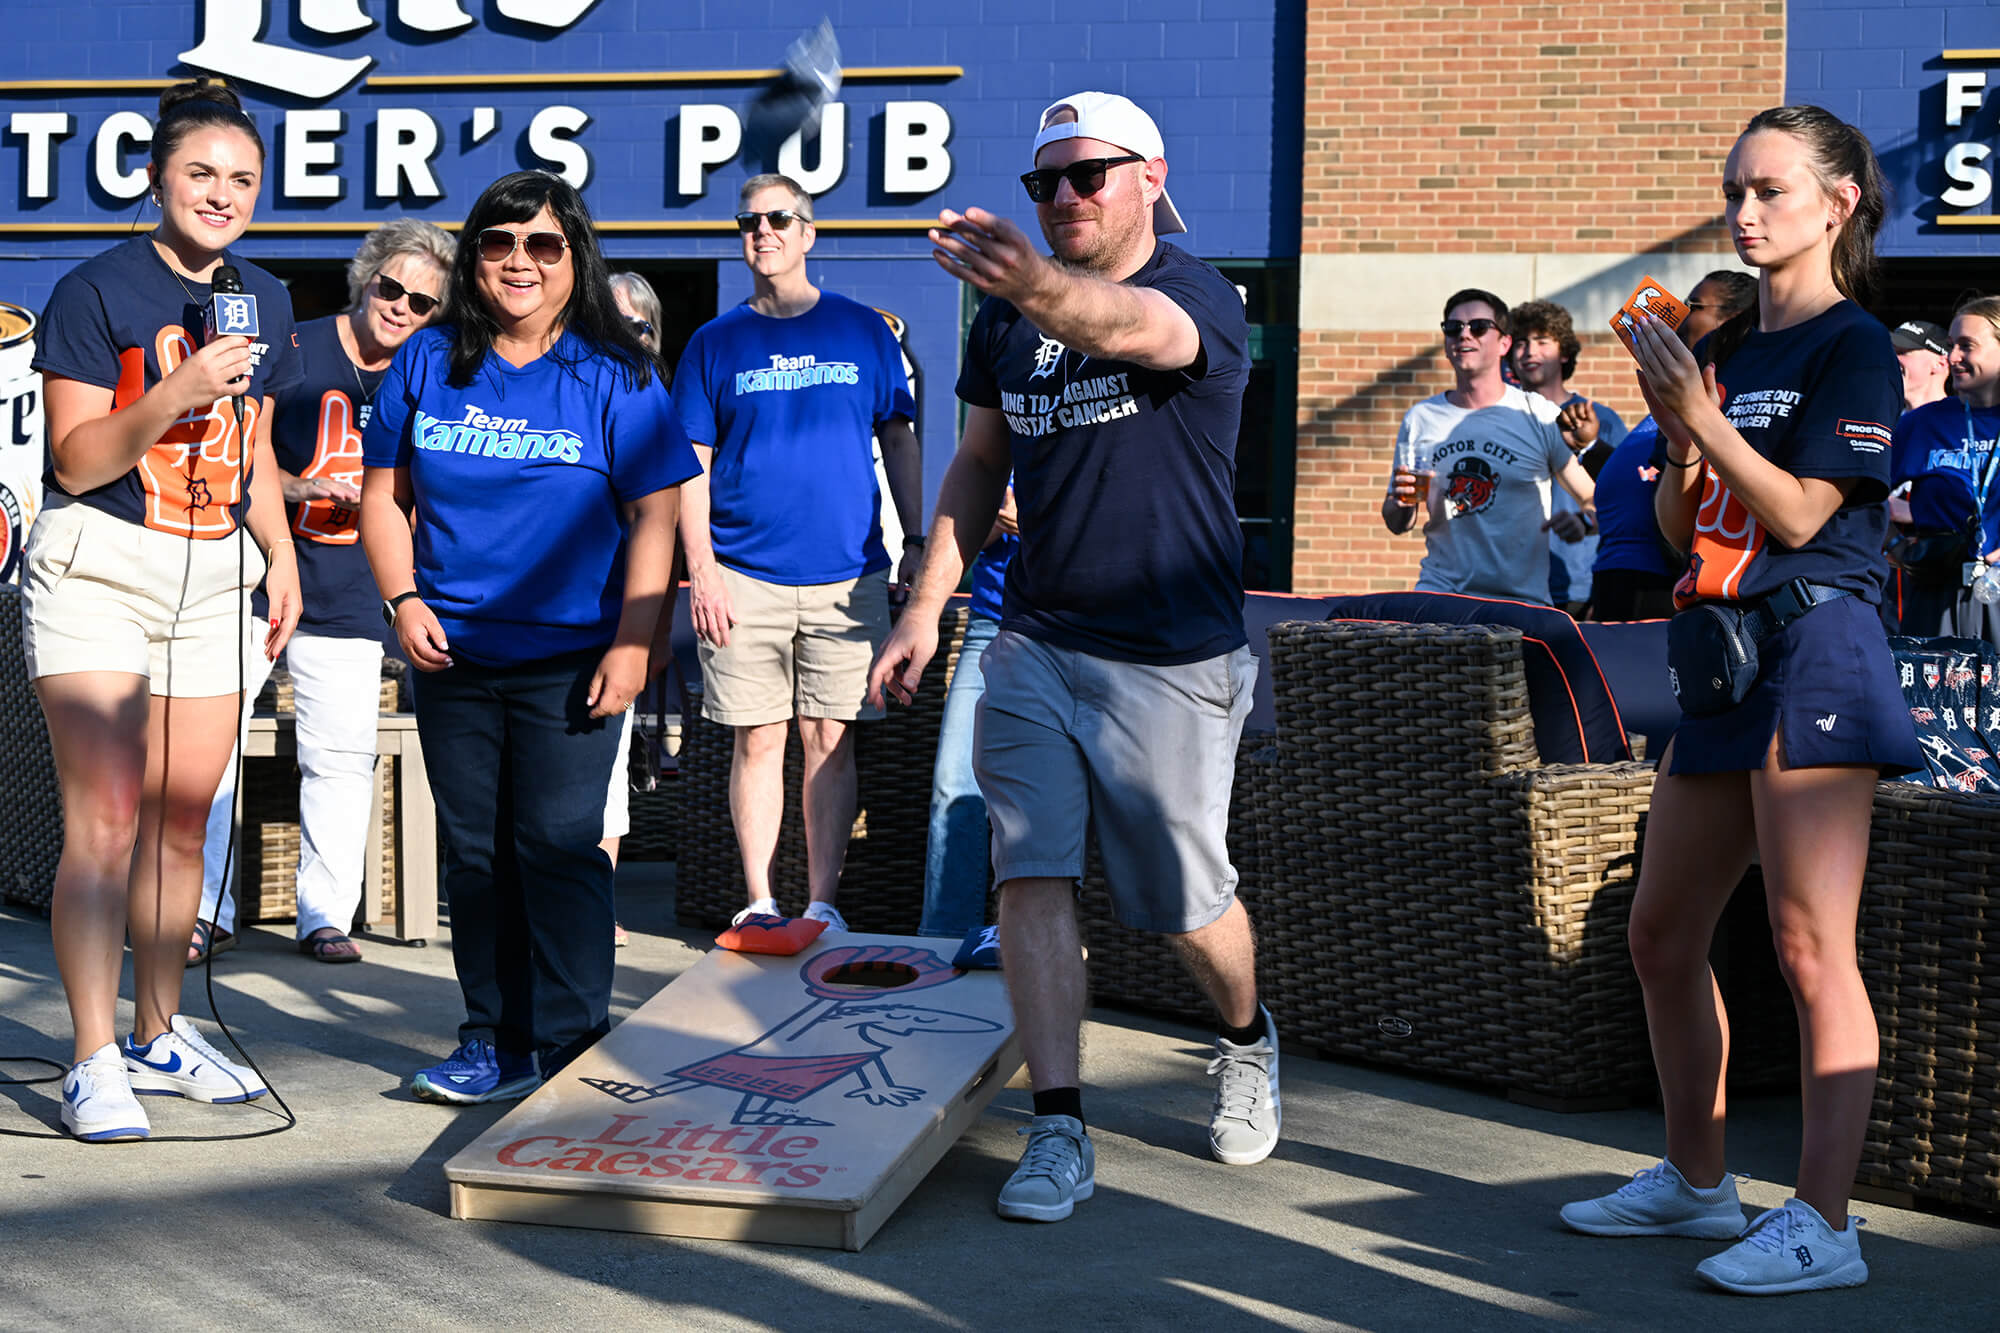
[921,614,998,937]
[411,649,623,1076]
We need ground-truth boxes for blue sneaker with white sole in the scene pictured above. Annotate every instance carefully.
[412,1039,540,1105]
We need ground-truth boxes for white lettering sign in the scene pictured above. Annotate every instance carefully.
[678,105,742,197]
[283,108,345,200]
[882,101,952,195]
[8,113,73,200]
[374,108,443,202]
[1944,142,1994,210]
[92,112,151,201]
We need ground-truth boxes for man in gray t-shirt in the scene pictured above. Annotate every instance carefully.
[1415,398,1596,604]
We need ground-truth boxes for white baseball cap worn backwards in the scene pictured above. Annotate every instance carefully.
[1031,91,1186,236]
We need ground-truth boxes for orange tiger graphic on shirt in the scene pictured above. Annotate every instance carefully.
[114,324,256,539]
[1673,461,1765,608]
[292,389,364,543]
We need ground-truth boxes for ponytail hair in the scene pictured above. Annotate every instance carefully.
[152,77,265,175]
[1704,105,1886,372]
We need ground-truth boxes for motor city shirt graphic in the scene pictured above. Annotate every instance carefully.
[411,403,584,463]
[732,353,861,397]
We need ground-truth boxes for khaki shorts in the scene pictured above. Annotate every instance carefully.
[22,502,264,698]
[698,565,890,726]
[973,630,1256,934]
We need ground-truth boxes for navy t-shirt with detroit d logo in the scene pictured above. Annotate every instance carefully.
[255,315,383,639]
[33,236,300,539]
[363,325,700,667]
[671,292,915,586]
[1675,301,1899,609]
[957,242,1250,666]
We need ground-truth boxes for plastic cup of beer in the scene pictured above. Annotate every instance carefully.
[1409,469,1434,506]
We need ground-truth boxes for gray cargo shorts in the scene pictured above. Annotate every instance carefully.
[971,629,1256,934]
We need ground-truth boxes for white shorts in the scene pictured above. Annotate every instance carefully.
[22,502,265,698]
[603,704,635,840]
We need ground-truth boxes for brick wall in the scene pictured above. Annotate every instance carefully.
[1292,0,1786,593]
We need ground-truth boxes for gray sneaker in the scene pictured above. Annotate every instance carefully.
[996,1114,1094,1222]
[1559,1159,1746,1238]
[1208,1006,1281,1165]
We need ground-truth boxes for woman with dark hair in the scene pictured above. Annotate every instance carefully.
[1559,106,1921,1294]
[359,171,698,1103]
[25,77,300,1140]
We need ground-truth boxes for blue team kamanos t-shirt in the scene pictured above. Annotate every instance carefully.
[362,326,700,667]
[1674,301,1899,609]
[956,242,1250,666]
[33,236,300,539]
[1890,396,2000,557]
[253,315,382,639]
[671,292,915,586]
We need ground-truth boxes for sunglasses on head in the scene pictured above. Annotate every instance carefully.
[374,272,440,317]
[476,228,569,266]
[1441,318,1502,339]
[735,209,806,233]
[1019,154,1146,204]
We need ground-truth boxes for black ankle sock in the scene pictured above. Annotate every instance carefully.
[1032,1087,1084,1128]
[1219,1010,1266,1047]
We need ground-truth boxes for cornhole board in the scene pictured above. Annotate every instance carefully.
[444,935,1021,1251]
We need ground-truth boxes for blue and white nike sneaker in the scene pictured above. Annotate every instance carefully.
[123,1014,269,1103]
[62,1043,150,1142]
[411,1039,540,1106]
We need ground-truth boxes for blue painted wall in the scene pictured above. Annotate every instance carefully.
[1789,0,2000,256]
[0,1,1305,510]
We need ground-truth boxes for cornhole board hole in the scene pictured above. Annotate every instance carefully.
[444,936,1022,1251]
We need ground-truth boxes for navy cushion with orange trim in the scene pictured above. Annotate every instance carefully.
[1322,591,1632,764]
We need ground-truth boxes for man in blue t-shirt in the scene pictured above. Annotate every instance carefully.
[671,173,921,936]
[869,92,1275,1224]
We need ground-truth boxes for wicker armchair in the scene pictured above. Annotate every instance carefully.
[1221,619,1658,1106]
[673,604,973,935]
[1857,781,2000,1214]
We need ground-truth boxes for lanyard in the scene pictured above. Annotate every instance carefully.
[1969,398,2000,514]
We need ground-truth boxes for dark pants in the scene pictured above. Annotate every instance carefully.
[1590,568,1678,622]
[411,649,621,1076]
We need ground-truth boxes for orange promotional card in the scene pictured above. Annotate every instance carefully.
[1609,277,1690,360]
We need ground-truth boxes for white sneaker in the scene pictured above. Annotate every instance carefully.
[996,1114,1094,1221]
[802,902,848,933]
[1208,1005,1281,1165]
[731,897,780,926]
[1560,1159,1745,1238]
[123,1014,269,1104]
[1696,1198,1869,1295]
[61,1043,150,1142]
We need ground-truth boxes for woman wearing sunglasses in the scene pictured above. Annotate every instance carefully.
[192,218,455,967]
[359,171,699,1104]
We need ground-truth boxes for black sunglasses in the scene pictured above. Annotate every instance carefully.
[735,209,806,233]
[1441,318,1502,339]
[1019,154,1146,204]
[374,272,441,317]
[626,316,654,339]
[476,228,569,266]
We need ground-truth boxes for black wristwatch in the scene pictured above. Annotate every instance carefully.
[903,533,926,549]
[382,591,423,626]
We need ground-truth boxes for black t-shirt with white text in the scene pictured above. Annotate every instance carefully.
[956,242,1250,665]
[1675,301,1899,608]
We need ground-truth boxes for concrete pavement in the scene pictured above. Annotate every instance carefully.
[1,863,1994,1332]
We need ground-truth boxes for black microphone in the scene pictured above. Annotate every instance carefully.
[204,265,261,431]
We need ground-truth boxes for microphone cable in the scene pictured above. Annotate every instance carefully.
[1,305,296,1142]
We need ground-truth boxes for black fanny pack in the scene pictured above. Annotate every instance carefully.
[1667,579,1850,718]
[1887,516,1981,583]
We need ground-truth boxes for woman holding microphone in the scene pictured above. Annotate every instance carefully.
[360,171,697,1104]
[26,78,300,1140]
[1558,105,1921,1294]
